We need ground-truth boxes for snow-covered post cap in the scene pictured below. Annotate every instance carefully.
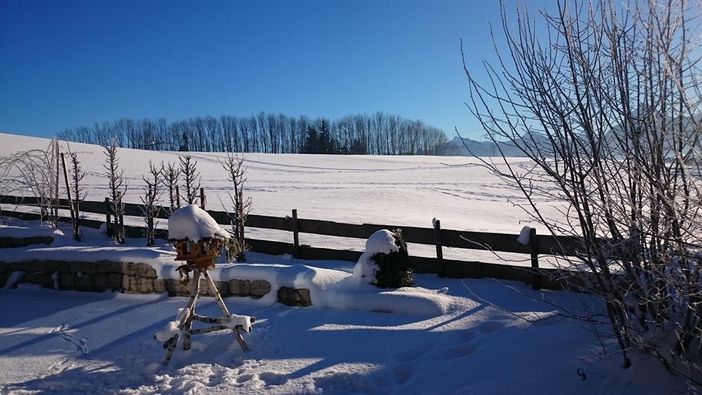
[168,204,230,241]
[516,225,533,246]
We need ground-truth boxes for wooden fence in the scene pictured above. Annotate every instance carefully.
[0,194,591,291]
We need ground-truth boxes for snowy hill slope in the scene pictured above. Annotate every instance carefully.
[0,132,563,235]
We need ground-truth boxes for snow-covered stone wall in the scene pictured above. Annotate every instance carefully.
[0,260,311,306]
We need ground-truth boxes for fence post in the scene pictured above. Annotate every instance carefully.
[529,227,541,290]
[200,187,206,209]
[291,209,301,257]
[104,197,113,237]
[60,153,76,223]
[434,219,444,277]
[54,140,60,220]
[117,193,125,243]
[147,215,154,245]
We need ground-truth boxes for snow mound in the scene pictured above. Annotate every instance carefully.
[168,204,229,241]
[352,253,377,286]
[215,263,451,316]
[316,285,454,316]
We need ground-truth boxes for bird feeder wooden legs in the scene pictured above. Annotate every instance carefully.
[160,267,252,366]
[182,270,201,351]
[202,270,250,352]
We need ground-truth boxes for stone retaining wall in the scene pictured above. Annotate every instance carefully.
[0,260,312,306]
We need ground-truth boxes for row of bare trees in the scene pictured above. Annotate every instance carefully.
[1,138,251,260]
[464,0,701,386]
[57,112,449,155]
[102,141,250,259]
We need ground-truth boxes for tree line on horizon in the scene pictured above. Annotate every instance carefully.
[58,112,449,155]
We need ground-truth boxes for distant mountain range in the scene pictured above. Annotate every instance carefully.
[443,133,552,157]
[446,122,700,160]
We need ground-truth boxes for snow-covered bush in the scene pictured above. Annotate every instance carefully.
[353,229,412,288]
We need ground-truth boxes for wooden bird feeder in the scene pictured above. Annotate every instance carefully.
[159,204,253,365]
[173,237,223,270]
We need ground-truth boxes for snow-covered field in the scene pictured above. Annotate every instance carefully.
[0,132,686,393]
[0,132,563,233]
[0,132,564,265]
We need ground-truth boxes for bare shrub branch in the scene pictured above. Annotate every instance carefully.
[462,0,702,384]
[221,153,252,261]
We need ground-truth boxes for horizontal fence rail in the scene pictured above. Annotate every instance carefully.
[0,194,598,291]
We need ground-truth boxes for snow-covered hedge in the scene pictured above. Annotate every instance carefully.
[353,229,413,288]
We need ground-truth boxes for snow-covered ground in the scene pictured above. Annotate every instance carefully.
[0,266,682,394]
[0,132,686,393]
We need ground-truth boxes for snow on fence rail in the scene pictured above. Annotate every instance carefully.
[0,194,592,290]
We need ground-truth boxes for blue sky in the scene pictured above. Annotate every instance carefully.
[0,0,550,140]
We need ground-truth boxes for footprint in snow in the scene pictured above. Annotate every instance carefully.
[450,329,477,343]
[236,373,255,383]
[259,372,288,386]
[207,372,224,386]
[476,321,502,334]
[443,343,478,359]
[392,364,415,385]
[394,348,426,362]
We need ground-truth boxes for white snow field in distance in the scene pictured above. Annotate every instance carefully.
[0,132,567,266]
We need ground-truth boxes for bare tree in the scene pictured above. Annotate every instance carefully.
[221,153,252,261]
[179,155,200,205]
[141,161,162,246]
[0,140,60,226]
[162,162,180,212]
[68,151,85,241]
[103,138,126,243]
[462,0,701,384]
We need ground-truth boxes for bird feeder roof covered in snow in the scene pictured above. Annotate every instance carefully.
[168,204,229,242]
[168,204,229,267]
